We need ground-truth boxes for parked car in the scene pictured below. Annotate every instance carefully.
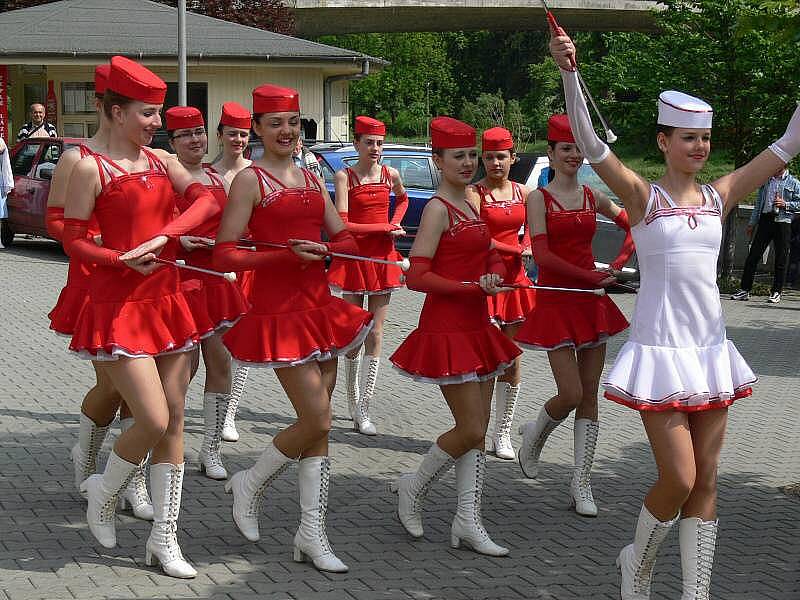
[2,137,86,247]
[312,142,438,254]
[475,154,640,281]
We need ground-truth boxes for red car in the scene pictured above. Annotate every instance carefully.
[1,136,86,247]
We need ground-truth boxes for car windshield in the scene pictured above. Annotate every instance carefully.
[342,156,435,190]
[578,164,620,205]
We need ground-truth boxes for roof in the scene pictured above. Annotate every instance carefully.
[0,0,382,64]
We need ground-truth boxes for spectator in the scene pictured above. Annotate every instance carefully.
[0,137,13,249]
[292,135,321,177]
[16,103,57,141]
[731,164,800,303]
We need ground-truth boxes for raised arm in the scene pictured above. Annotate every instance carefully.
[549,26,650,225]
[713,104,800,217]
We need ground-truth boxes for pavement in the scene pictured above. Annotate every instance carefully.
[0,239,798,600]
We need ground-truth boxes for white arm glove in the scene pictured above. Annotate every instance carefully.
[770,103,800,163]
[560,69,610,164]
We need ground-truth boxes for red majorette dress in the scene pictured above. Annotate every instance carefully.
[327,165,403,295]
[69,149,200,359]
[222,167,373,368]
[390,198,521,384]
[175,168,248,338]
[604,184,756,412]
[48,144,100,335]
[478,182,536,325]
[515,186,628,350]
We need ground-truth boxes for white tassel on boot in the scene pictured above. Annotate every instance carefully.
[450,450,509,556]
[354,355,378,435]
[117,417,154,521]
[222,365,248,442]
[570,419,599,517]
[389,443,455,538]
[145,463,196,579]
[198,393,228,480]
[617,505,678,600]
[225,440,293,541]
[343,352,361,422]
[518,406,564,478]
[679,517,718,600]
[71,412,110,493]
[80,450,139,548]
[293,456,348,573]
[490,382,520,460]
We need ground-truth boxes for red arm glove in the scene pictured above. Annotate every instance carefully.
[338,211,398,235]
[159,182,221,238]
[609,209,635,271]
[390,191,409,226]
[324,229,360,255]
[532,233,608,287]
[487,248,507,279]
[405,256,484,296]
[63,218,122,267]
[213,240,297,271]
[46,206,65,241]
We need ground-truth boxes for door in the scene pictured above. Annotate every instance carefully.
[8,140,43,232]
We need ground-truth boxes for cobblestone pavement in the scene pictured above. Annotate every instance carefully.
[0,240,798,600]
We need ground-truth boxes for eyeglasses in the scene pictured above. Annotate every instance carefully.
[172,128,207,140]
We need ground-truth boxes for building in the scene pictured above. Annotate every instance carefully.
[0,0,383,152]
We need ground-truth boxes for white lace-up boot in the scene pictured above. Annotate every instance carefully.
[293,456,348,573]
[389,443,455,538]
[71,413,110,494]
[490,382,520,460]
[570,419,599,517]
[80,450,139,548]
[679,517,718,600]
[518,406,564,478]
[145,463,196,579]
[117,417,154,520]
[222,365,249,442]
[450,450,509,556]
[617,505,678,599]
[225,440,293,541]
[343,352,361,421]
[354,355,379,435]
[198,393,228,480]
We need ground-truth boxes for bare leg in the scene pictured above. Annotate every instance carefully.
[342,293,365,359]
[272,362,332,459]
[200,333,232,394]
[82,361,123,426]
[682,408,728,520]
[436,380,493,458]
[544,347,583,420]
[496,322,522,386]
[575,344,605,421]
[364,293,391,357]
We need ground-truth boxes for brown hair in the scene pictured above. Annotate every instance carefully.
[656,124,675,137]
[102,90,135,119]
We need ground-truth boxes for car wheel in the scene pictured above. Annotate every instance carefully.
[1,220,14,247]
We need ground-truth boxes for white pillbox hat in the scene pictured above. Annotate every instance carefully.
[657,91,713,129]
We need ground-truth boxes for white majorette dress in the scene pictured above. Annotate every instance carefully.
[603,184,757,411]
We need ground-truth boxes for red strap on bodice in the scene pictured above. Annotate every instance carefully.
[346,165,391,191]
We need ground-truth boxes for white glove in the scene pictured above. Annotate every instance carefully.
[770,103,800,163]
[561,70,610,164]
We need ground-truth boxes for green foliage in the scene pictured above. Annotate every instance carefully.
[738,1,800,43]
[317,33,457,137]
[459,91,531,149]
[524,56,564,141]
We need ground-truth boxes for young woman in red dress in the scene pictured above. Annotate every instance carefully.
[208,102,254,444]
[64,56,224,578]
[515,114,634,517]
[327,116,408,435]
[474,126,535,460]
[47,63,154,521]
[389,116,520,556]
[165,106,249,481]
[213,84,372,573]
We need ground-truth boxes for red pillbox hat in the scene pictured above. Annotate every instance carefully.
[108,56,166,104]
[482,126,514,151]
[354,115,386,136]
[430,116,476,149]
[252,84,300,114]
[94,64,110,96]
[547,114,576,143]
[219,102,252,130]
[166,106,204,131]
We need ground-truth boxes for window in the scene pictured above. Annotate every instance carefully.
[163,82,208,130]
[11,142,40,176]
[381,156,435,190]
[62,82,95,114]
[317,157,336,183]
[34,142,61,179]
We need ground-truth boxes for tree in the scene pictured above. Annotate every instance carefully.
[460,91,532,150]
